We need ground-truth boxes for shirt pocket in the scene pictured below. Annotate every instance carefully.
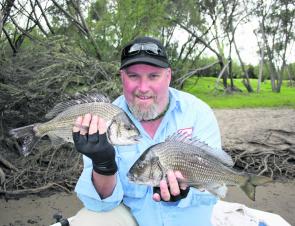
[122,179,148,198]
[177,188,217,208]
[117,146,148,198]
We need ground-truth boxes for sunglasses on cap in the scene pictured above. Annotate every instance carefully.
[122,42,167,58]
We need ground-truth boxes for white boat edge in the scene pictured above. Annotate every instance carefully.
[50,216,75,226]
[49,200,292,226]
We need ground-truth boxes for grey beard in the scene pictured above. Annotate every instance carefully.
[128,103,159,121]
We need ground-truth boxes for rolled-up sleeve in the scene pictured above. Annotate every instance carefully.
[75,155,124,212]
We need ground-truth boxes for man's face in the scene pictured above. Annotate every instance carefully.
[120,64,171,121]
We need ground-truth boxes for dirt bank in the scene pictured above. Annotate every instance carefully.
[1,108,294,226]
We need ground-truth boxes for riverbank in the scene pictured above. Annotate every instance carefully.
[1,181,294,226]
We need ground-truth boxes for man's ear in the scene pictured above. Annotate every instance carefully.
[120,69,125,82]
[166,68,172,85]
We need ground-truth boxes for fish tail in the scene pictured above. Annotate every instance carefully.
[9,124,41,156]
[240,175,272,201]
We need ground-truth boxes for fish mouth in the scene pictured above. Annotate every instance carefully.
[132,135,142,142]
[127,172,136,181]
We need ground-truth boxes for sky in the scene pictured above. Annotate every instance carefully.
[173,21,295,66]
[234,22,260,65]
[234,22,294,65]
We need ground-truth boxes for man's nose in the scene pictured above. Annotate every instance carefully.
[138,77,150,92]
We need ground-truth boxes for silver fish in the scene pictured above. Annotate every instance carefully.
[10,93,141,156]
[128,133,271,201]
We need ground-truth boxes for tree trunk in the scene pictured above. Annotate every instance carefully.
[35,0,55,34]
[261,21,281,93]
[257,42,264,92]
[0,10,3,38]
[215,61,230,91]
[287,65,294,87]
[213,23,228,89]
[227,57,234,90]
[233,37,253,92]
[0,0,16,38]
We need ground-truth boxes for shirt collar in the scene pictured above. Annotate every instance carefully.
[168,87,183,113]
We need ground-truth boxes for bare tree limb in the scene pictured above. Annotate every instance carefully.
[0,0,16,38]
[2,27,17,54]
[69,0,102,60]
[233,36,253,92]
[0,167,5,185]
[0,182,71,196]
[51,0,102,60]
[9,16,40,42]
[175,61,220,87]
[35,0,55,34]
[29,0,48,36]
[51,0,86,33]
[215,60,231,91]
[0,154,18,172]
[0,9,3,37]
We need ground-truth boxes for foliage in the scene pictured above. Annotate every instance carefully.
[0,36,122,194]
[252,0,295,92]
[0,35,121,127]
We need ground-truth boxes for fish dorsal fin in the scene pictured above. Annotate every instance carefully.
[45,93,110,119]
[166,132,234,166]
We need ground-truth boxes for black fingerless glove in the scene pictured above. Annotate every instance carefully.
[153,186,190,202]
[73,132,117,175]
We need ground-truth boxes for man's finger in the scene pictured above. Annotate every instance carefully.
[167,170,180,196]
[89,115,98,135]
[175,171,188,190]
[152,192,161,202]
[73,116,83,132]
[97,117,107,135]
[160,180,170,201]
[81,113,91,135]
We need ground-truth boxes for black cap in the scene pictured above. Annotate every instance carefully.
[120,36,170,69]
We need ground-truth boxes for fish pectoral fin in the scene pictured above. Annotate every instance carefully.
[206,183,228,199]
[176,178,206,191]
[47,132,67,148]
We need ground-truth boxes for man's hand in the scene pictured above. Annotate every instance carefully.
[72,114,117,176]
[152,170,190,202]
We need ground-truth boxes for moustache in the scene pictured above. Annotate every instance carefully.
[134,91,156,99]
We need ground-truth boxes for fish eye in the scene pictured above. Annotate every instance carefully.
[124,124,132,130]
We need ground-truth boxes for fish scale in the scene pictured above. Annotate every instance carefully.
[9,94,141,156]
[38,102,121,134]
[128,133,272,201]
[54,102,121,120]
[157,142,244,186]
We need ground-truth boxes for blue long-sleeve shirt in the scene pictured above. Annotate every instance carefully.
[75,88,226,226]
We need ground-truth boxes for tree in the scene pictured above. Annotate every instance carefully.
[215,0,253,92]
[254,0,295,92]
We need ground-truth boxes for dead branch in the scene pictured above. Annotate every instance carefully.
[35,0,54,34]
[0,167,5,185]
[214,60,230,91]
[175,61,220,87]
[0,182,70,196]
[0,154,18,172]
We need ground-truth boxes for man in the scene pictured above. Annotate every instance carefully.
[71,36,227,226]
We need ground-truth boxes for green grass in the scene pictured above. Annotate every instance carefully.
[182,77,295,108]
